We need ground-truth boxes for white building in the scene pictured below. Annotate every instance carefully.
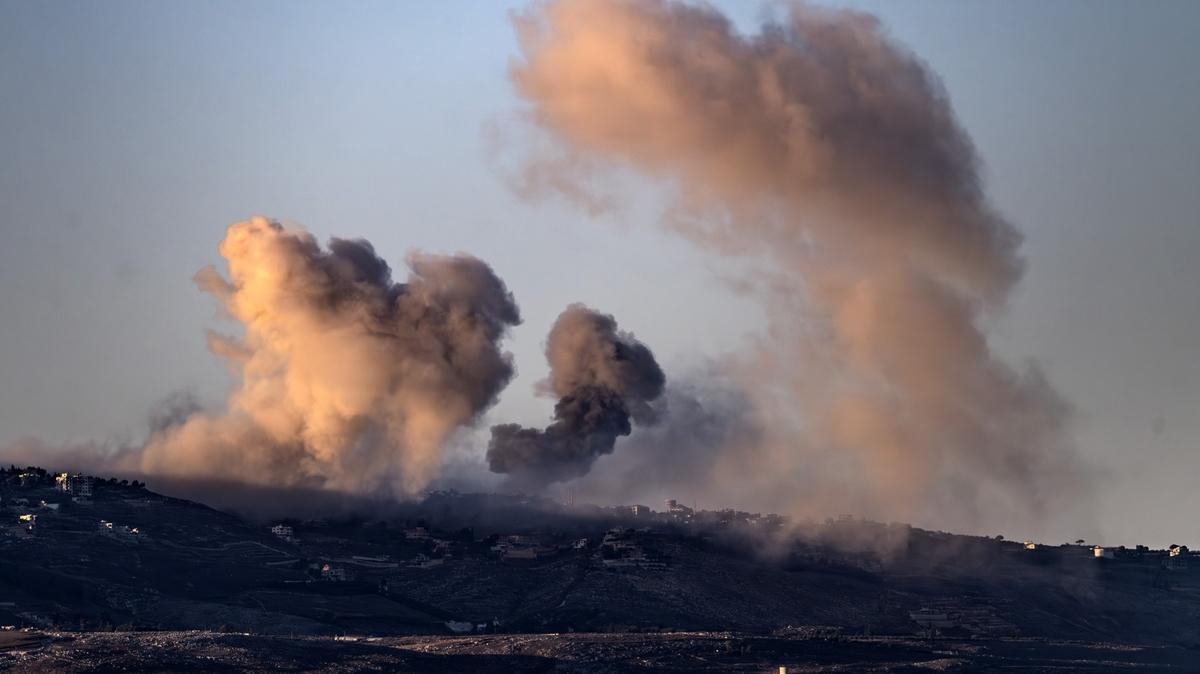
[56,473,93,498]
[1165,545,1189,570]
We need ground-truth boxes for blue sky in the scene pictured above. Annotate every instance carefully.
[1,0,1197,545]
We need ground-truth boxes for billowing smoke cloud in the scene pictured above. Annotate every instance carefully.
[487,304,664,487]
[135,217,522,496]
[506,0,1088,537]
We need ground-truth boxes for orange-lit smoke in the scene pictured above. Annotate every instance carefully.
[509,0,1086,535]
[138,217,521,496]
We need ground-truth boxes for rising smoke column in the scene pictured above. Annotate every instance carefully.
[507,0,1084,534]
[487,304,664,487]
[139,217,522,496]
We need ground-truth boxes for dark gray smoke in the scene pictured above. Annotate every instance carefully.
[147,391,203,435]
[487,304,664,487]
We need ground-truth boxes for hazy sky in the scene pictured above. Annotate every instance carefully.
[1,1,1197,546]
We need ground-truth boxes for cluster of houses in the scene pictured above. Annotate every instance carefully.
[1085,543,1191,570]
[1,495,63,537]
[6,471,49,488]
[97,519,144,541]
[270,524,298,544]
[274,500,913,579]
[54,473,93,502]
[599,528,665,569]
[281,519,661,581]
[0,474,153,544]
[489,533,558,561]
[3,467,99,488]
[1017,539,1193,570]
[613,499,691,520]
[611,498,788,532]
[403,526,455,565]
[259,496,1198,589]
[0,473,98,538]
[1,471,94,509]
[284,523,466,582]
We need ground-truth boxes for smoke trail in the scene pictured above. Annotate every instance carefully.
[147,391,203,435]
[506,0,1086,535]
[487,304,664,487]
[136,217,522,496]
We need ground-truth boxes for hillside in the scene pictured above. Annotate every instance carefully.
[2,468,1199,651]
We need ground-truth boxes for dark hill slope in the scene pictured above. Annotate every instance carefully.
[2,474,1198,648]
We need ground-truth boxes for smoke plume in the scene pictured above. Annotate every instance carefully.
[568,366,760,507]
[487,304,665,487]
[506,0,1087,536]
[136,217,521,496]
